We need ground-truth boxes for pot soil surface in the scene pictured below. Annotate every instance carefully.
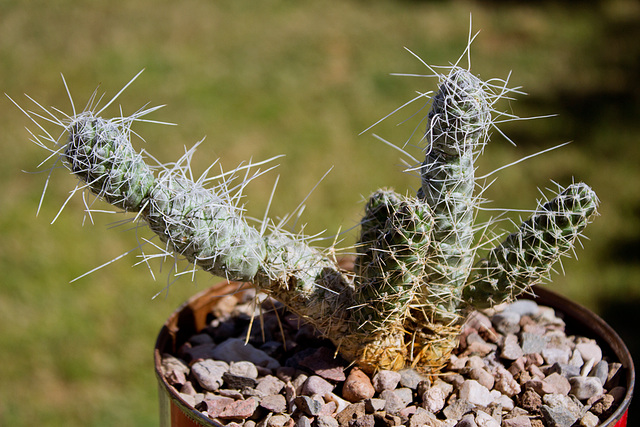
[158,285,629,427]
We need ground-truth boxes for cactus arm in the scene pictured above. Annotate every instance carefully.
[416,68,490,323]
[66,113,267,281]
[351,189,433,370]
[65,114,156,212]
[64,111,360,353]
[463,182,599,309]
[354,189,432,332]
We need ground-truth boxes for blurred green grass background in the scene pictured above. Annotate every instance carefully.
[2,0,639,425]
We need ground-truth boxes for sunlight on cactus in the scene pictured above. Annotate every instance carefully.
[11,35,599,374]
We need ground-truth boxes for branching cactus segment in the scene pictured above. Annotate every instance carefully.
[464,182,599,309]
[17,45,599,374]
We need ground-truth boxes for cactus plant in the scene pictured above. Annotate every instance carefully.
[14,45,598,375]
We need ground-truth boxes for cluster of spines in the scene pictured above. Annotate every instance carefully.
[416,67,489,325]
[65,114,155,211]
[463,182,599,308]
[354,189,432,333]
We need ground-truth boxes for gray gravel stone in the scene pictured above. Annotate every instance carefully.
[373,369,402,393]
[475,410,500,427]
[229,361,259,378]
[502,415,532,427]
[223,371,257,389]
[212,338,281,370]
[492,311,521,335]
[590,360,609,385]
[380,389,409,414]
[501,334,524,360]
[316,415,340,427]
[191,360,229,392]
[255,375,286,396]
[541,394,583,427]
[422,385,446,413]
[457,413,478,427]
[569,376,604,400]
[542,347,571,365]
[301,375,334,396]
[399,368,428,390]
[364,397,386,413]
[521,332,548,355]
[294,395,322,416]
[504,300,539,316]
[443,399,474,421]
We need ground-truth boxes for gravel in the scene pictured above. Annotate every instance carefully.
[160,295,627,427]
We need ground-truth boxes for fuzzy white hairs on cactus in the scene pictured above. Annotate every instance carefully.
[12,34,598,374]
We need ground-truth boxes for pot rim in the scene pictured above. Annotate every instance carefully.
[154,283,635,426]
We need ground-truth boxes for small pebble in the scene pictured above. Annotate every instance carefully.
[191,360,229,392]
[503,415,532,427]
[260,394,287,413]
[380,389,408,415]
[542,347,571,365]
[316,415,340,427]
[256,375,286,396]
[364,397,386,413]
[457,413,478,427]
[212,338,281,370]
[541,394,584,427]
[398,368,428,390]
[494,366,521,397]
[542,372,571,395]
[579,411,600,427]
[501,334,524,360]
[476,410,500,427]
[459,380,494,407]
[294,395,322,416]
[342,368,375,402]
[492,311,521,335]
[505,300,539,316]
[421,385,446,413]
[590,360,608,385]
[521,333,548,355]
[302,375,334,396]
[575,342,602,365]
[570,376,604,401]
[372,369,402,393]
[218,397,259,420]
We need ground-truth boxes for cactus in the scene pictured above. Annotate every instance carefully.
[14,44,599,374]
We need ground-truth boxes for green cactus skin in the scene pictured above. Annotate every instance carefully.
[354,189,432,332]
[65,115,155,212]
[19,44,600,374]
[352,189,433,369]
[416,68,488,325]
[463,182,599,309]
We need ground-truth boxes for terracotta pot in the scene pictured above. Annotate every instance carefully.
[154,282,634,427]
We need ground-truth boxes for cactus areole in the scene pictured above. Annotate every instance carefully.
[24,52,598,374]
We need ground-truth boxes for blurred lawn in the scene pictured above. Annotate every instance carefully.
[2,0,639,425]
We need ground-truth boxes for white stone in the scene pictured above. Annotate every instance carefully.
[422,385,446,413]
[476,410,500,427]
[459,380,494,407]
